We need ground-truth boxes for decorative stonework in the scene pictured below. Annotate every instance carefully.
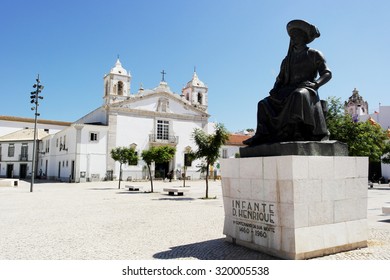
[344,88,369,120]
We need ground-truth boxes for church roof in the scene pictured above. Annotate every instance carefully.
[110,58,130,76]
[0,128,49,142]
[153,81,172,93]
[185,72,206,88]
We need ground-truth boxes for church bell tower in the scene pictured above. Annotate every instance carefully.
[103,58,131,104]
[181,71,208,112]
[344,88,369,121]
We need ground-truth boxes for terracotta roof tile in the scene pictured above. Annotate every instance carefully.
[226,134,251,146]
[0,128,49,141]
[0,115,71,126]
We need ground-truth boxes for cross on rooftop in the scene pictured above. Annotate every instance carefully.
[161,70,166,82]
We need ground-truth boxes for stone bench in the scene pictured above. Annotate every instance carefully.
[126,185,142,191]
[0,179,19,187]
[382,206,390,215]
[163,187,189,196]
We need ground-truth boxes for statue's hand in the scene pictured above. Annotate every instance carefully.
[300,81,318,90]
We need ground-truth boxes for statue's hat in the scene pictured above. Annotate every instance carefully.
[287,19,320,44]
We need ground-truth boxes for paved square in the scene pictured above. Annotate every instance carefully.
[0,180,389,260]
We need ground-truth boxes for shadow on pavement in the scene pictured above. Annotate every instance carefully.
[116,191,151,195]
[88,188,118,190]
[152,197,195,201]
[21,179,61,184]
[153,238,280,260]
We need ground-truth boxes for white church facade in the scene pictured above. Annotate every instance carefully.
[0,59,211,182]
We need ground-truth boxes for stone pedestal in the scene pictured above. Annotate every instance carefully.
[240,140,348,158]
[221,156,368,260]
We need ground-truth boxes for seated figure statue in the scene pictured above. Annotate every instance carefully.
[243,20,332,146]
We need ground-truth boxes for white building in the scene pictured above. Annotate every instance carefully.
[220,134,251,159]
[32,59,210,182]
[38,123,109,182]
[0,129,49,178]
[363,106,390,130]
[0,117,71,179]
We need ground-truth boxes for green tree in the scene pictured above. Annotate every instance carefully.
[110,146,138,189]
[326,96,389,162]
[141,145,176,192]
[192,123,229,198]
[381,140,390,164]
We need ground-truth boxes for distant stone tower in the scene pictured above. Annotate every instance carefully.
[344,88,369,121]
[181,71,208,112]
[103,58,131,104]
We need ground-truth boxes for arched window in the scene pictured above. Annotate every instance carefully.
[197,92,203,104]
[118,81,124,96]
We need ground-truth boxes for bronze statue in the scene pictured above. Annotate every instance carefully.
[243,20,332,146]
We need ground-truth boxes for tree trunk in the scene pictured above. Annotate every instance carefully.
[118,163,122,189]
[147,165,154,192]
[205,162,210,198]
[183,166,186,188]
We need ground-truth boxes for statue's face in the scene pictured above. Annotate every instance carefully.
[289,29,308,46]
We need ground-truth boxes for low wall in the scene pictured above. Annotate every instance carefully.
[0,179,19,187]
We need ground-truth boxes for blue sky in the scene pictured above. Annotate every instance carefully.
[1,0,389,132]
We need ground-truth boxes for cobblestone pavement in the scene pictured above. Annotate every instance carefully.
[0,180,389,260]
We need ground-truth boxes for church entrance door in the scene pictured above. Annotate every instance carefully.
[155,162,169,179]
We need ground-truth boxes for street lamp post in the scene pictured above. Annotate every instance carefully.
[30,75,44,192]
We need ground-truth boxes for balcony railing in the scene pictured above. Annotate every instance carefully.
[19,154,28,161]
[149,134,178,145]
